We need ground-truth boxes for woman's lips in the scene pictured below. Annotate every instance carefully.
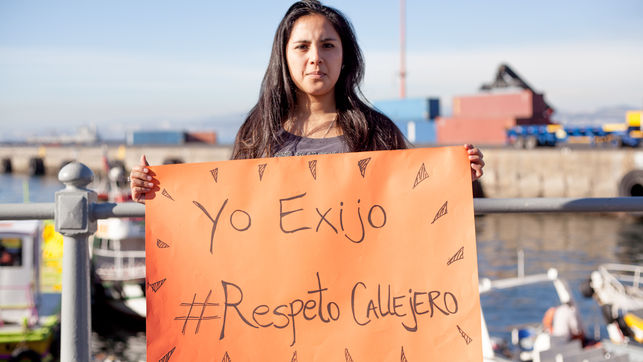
[306,71,326,79]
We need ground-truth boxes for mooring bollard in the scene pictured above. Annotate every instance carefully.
[55,162,97,362]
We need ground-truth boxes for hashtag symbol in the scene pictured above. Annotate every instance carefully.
[174,289,220,334]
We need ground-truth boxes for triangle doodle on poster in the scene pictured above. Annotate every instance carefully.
[401,346,408,362]
[345,348,353,362]
[431,201,448,224]
[222,352,231,362]
[457,325,473,345]
[148,278,167,293]
[291,351,298,362]
[157,239,170,248]
[258,163,267,181]
[358,157,371,178]
[210,168,219,183]
[447,246,464,266]
[308,160,317,180]
[158,346,175,362]
[162,189,175,201]
[412,163,429,189]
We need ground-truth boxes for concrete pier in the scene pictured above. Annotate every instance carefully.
[479,147,643,198]
[0,144,232,176]
[1,144,642,198]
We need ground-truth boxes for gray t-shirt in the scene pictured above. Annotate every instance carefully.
[273,131,350,157]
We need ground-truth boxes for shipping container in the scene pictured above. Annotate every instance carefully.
[374,97,440,121]
[126,130,185,145]
[185,131,217,144]
[392,120,436,144]
[453,90,549,123]
[626,110,642,127]
[428,99,440,121]
[436,116,515,145]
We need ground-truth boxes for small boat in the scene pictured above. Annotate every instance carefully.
[90,217,146,318]
[0,220,61,362]
[480,261,643,361]
[582,263,643,346]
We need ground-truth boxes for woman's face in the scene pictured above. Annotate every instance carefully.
[286,14,343,99]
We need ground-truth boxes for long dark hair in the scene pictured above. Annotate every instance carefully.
[231,0,407,159]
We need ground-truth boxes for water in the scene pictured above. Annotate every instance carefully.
[0,174,63,203]
[476,213,642,347]
[1,174,642,360]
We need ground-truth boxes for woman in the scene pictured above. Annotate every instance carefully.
[129,0,484,200]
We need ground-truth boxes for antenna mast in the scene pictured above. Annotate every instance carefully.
[400,0,406,98]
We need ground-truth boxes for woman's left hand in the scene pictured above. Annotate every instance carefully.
[464,144,484,182]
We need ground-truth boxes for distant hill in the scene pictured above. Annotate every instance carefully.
[4,105,639,144]
[554,105,638,126]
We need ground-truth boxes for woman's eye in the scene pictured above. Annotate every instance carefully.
[323,43,335,48]
[295,44,308,50]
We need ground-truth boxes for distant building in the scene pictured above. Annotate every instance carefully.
[27,125,99,145]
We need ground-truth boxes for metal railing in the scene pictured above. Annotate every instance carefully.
[473,197,643,214]
[1,161,642,361]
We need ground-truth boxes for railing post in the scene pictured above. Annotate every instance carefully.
[55,162,97,362]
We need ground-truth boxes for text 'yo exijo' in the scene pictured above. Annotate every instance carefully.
[193,192,388,254]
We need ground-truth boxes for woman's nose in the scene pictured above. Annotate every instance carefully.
[309,46,322,64]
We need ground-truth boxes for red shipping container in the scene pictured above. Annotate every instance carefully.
[185,131,217,144]
[453,90,549,122]
[435,116,516,145]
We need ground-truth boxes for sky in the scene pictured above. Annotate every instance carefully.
[1,0,642,142]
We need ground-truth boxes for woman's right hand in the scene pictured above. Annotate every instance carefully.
[129,155,154,204]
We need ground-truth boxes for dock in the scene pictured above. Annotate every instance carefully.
[1,145,642,198]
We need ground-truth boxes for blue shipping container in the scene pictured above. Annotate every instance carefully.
[428,99,440,121]
[392,120,436,145]
[374,98,440,122]
[127,130,186,145]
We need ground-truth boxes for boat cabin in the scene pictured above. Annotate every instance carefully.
[0,220,41,327]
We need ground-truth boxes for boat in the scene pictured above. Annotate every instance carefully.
[582,263,643,346]
[89,160,146,318]
[0,220,61,362]
[90,217,146,318]
[480,261,643,362]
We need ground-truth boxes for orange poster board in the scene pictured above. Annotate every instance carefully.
[145,146,482,361]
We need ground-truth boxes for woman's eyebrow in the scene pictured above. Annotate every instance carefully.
[290,37,338,44]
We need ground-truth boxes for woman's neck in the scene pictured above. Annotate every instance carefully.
[287,92,342,138]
